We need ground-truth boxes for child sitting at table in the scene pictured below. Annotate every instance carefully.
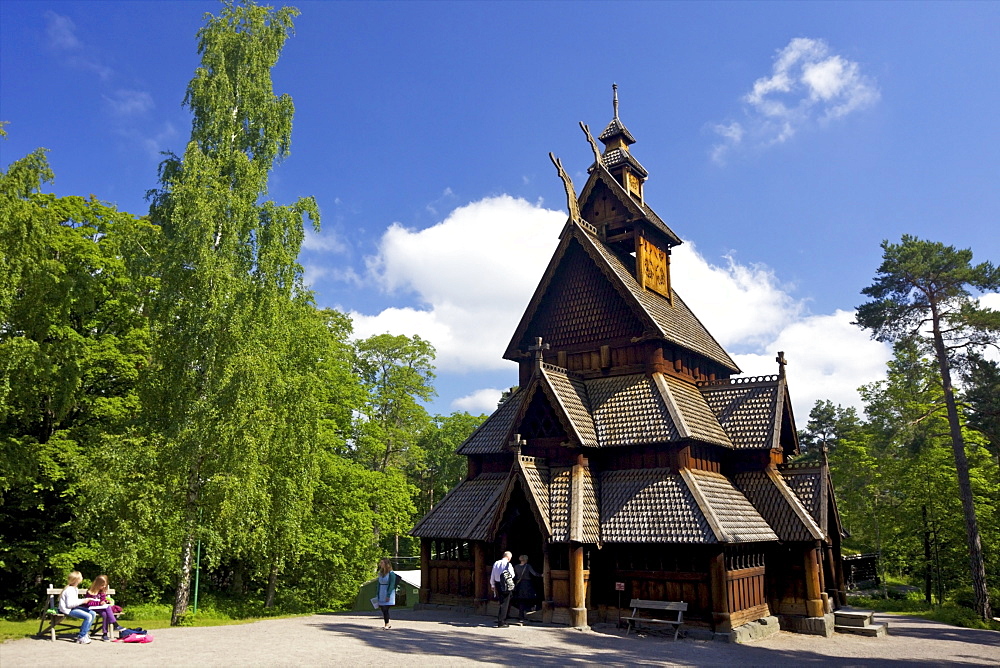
[85,574,124,641]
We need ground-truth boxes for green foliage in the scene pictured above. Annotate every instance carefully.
[414,412,485,517]
[142,0,325,624]
[0,145,154,615]
[352,333,436,473]
[855,234,999,620]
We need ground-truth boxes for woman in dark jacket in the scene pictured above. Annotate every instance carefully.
[512,554,541,622]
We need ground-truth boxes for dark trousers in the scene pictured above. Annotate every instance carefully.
[496,590,512,625]
[380,605,391,624]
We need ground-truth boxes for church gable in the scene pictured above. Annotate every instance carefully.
[510,236,645,353]
[517,382,571,441]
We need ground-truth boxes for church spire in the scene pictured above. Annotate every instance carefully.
[596,84,646,199]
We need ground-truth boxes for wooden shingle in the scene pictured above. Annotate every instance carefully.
[699,376,780,449]
[731,469,823,542]
[411,472,509,539]
[600,468,715,543]
[590,373,680,447]
[657,373,732,447]
[683,469,778,543]
[456,388,523,455]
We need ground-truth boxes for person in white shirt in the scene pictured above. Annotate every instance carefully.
[57,571,98,644]
[489,551,515,627]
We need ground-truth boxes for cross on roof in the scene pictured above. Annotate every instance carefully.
[508,433,526,453]
[529,336,549,368]
[776,351,787,377]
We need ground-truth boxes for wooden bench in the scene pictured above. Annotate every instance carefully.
[623,599,687,640]
[37,584,116,642]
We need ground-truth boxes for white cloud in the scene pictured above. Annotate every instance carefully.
[351,195,565,371]
[712,37,879,163]
[137,121,179,159]
[671,242,804,348]
[452,388,504,414]
[350,196,892,419]
[302,228,346,253]
[731,310,892,419]
[104,89,154,116]
[44,11,80,50]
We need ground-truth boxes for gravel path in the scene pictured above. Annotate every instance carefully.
[3,608,998,667]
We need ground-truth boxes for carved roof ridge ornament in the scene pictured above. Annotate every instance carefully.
[580,121,603,171]
[613,82,619,120]
[549,152,581,223]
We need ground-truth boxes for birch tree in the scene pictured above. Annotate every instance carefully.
[144,0,318,624]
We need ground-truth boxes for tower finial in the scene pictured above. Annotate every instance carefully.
[613,83,619,119]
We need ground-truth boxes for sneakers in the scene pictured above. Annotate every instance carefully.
[101,634,110,642]
[76,636,92,644]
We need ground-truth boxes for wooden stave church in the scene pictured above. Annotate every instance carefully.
[411,93,848,634]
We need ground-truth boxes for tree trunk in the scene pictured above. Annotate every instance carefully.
[172,465,202,625]
[265,562,279,608]
[172,528,195,625]
[931,309,993,620]
[922,505,932,605]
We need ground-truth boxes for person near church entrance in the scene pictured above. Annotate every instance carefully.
[489,551,515,627]
[512,555,541,622]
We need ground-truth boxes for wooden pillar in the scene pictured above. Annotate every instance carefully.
[569,543,587,628]
[420,538,431,604]
[473,541,488,614]
[828,543,847,607]
[804,542,825,618]
[541,539,553,623]
[709,549,731,633]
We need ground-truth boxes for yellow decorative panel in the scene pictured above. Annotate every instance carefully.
[637,235,670,299]
[626,171,642,197]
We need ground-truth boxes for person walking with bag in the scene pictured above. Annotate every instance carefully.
[375,558,398,630]
[489,551,515,628]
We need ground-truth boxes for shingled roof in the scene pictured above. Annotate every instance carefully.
[780,462,837,534]
[731,469,824,542]
[682,469,778,543]
[601,468,713,543]
[699,375,784,450]
[455,388,523,455]
[505,225,737,373]
[411,472,508,540]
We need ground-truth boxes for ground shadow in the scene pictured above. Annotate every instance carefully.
[311,610,977,666]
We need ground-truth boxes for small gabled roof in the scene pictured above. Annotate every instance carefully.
[599,116,636,145]
[518,455,551,535]
[504,224,738,373]
[657,374,733,447]
[780,462,845,539]
[548,464,601,544]
[731,469,824,542]
[699,375,785,449]
[539,364,597,447]
[410,472,508,540]
[456,388,524,455]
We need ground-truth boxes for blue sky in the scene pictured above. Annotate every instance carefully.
[3,1,999,420]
